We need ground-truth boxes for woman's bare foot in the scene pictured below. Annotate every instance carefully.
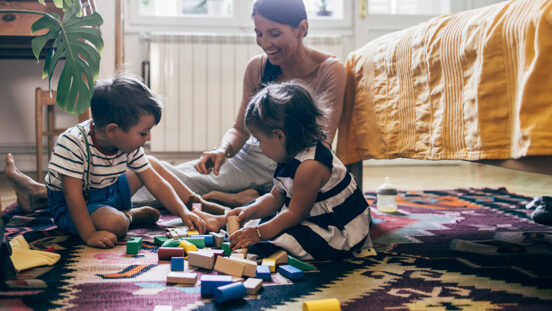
[124,206,160,225]
[4,153,48,212]
[191,206,226,233]
[202,188,260,208]
[187,193,230,215]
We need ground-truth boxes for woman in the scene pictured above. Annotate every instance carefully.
[132,0,346,209]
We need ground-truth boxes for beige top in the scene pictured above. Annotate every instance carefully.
[226,53,346,153]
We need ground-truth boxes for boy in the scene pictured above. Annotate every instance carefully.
[46,74,206,248]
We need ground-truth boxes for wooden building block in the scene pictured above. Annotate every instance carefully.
[214,282,247,303]
[181,236,205,248]
[262,258,276,272]
[188,251,215,270]
[231,257,258,278]
[166,227,188,239]
[230,253,245,260]
[201,248,225,259]
[278,264,304,280]
[234,247,248,255]
[222,242,232,256]
[178,239,198,254]
[166,272,197,285]
[200,275,232,295]
[162,239,182,248]
[126,237,142,254]
[195,235,214,246]
[154,235,169,246]
[158,247,185,261]
[231,277,244,283]
[192,202,202,211]
[302,298,341,311]
[214,256,245,277]
[287,255,316,271]
[256,265,271,280]
[227,215,240,235]
[171,257,185,271]
[187,230,199,236]
[243,278,263,295]
[268,249,287,264]
[210,231,225,247]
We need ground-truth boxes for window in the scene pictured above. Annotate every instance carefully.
[138,0,233,18]
[368,0,450,15]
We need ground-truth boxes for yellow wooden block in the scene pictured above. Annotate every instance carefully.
[187,230,199,237]
[262,258,276,272]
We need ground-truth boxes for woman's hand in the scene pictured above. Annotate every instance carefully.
[194,147,228,175]
[228,227,260,249]
[226,207,249,227]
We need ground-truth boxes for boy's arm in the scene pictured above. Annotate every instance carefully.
[61,175,117,248]
[137,167,206,233]
[257,161,330,240]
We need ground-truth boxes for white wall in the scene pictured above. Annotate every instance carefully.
[0,0,116,172]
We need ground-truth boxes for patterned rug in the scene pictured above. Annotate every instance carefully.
[1,188,552,310]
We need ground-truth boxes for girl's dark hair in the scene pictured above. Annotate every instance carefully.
[252,0,308,33]
[245,81,327,157]
[91,74,163,132]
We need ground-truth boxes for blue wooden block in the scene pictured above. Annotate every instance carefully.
[214,282,246,303]
[195,235,214,246]
[171,257,185,271]
[278,264,304,280]
[256,265,271,280]
[200,275,232,295]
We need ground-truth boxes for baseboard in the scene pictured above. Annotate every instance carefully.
[363,159,464,166]
[0,144,45,173]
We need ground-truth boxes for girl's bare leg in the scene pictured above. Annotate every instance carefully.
[4,153,48,212]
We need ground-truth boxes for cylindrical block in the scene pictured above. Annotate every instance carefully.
[158,247,185,261]
[178,239,198,254]
[214,282,246,303]
[303,298,341,311]
[227,215,240,235]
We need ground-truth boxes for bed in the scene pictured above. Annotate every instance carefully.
[336,0,552,186]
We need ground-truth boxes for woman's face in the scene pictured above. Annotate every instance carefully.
[253,14,303,66]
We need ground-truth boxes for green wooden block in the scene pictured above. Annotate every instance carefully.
[161,239,181,247]
[154,236,169,246]
[222,242,232,256]
[181,237,205,248]
[287,255,316,271]
[126,237,142,254]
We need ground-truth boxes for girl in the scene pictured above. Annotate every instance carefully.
[227,81,373,260]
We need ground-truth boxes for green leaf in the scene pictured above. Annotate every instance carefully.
[31,8,103,114]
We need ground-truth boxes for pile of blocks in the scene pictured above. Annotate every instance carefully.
[127,215,317,305]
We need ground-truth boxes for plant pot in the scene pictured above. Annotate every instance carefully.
[316,10,333,17]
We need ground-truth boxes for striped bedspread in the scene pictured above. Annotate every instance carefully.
[337,0,552,165]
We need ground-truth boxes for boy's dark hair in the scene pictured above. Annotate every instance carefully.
[91,74,163,131]
[245,81,327,157]
[252,0,308,35]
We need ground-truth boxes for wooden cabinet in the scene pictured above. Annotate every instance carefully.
[0,0,63,58]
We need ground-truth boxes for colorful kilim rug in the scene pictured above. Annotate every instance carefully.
[1,188,552,310]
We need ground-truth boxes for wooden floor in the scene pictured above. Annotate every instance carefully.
[2,161,552,209]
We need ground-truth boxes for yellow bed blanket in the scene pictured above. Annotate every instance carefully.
[337,0,552,165]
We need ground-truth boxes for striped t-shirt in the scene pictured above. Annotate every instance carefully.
[267,142,373,260]
[45,119,150,191]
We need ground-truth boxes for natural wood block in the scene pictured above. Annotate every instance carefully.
[166,272,197,285]
[209,231,225,247]
[166,227,188,239]
[227,216,240,235]
[188,251,215,270]
[231,277,244,283]
[214,256,245,277]
[231,257,258,278]
[230,253,246,260]
[243,278,263,295]
[268,249,287,264]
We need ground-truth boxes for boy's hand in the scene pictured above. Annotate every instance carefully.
[181,212,207,234]
[226,207,248,226]
[228,227,259,250]
[85,231,118,249]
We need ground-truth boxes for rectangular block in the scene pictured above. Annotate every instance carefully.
[126,237,142,254]
[187,230,199,236]
[278,264,304,280]
[222,242,232,256]
[154,235,169,246]
[231,257,258,278]
[200,274,232,295]
[171,257,185,271]
[188,251,215,270]
[166,272,197,285]
[243,278,263,294]
[268,249,287,264]
[287,255,316,271]
[230,253,245,260]
[262,258,276,273]
[195,234,214,246]
[181,237,205,249]
[166,227,188,239]
[214,256,245,277]
[256,265,271,280]
[210,231,225,247]
[227,215,240,235]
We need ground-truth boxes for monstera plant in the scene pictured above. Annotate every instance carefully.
[0,0,103,114]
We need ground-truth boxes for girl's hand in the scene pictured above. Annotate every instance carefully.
[226,207,249,226]
[85,231,118,249]
[194,148,228,175]
[228,227,260,249]
[181,212,207,234]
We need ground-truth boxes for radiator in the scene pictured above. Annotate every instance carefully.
[147,33,346,152]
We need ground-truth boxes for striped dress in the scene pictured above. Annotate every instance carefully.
[250,142,373,260]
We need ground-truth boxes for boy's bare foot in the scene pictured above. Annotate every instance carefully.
[4,153,48,212]
[124,206,160,225]
[191,206,226,233]
[202,188,260,208]
[187,193,230,215]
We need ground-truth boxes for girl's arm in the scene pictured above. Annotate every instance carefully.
[138,167,207,233]
[62,175,118,248]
